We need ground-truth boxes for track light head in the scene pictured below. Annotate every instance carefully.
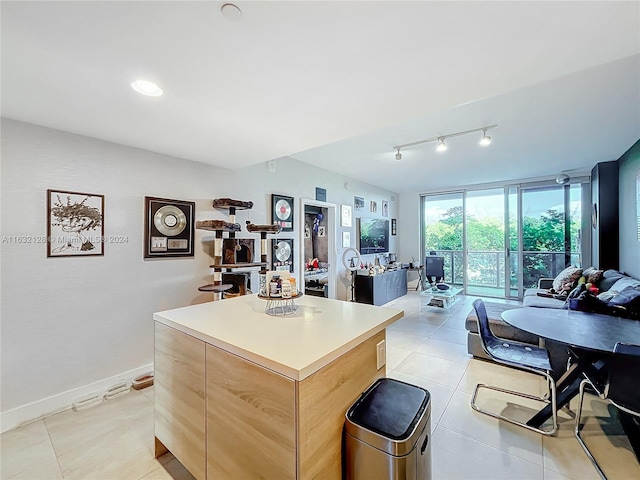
[436,138,448,152]
[395,148,402,161]
[479,129,492,146]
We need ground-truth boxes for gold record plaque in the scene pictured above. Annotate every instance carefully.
[144,197,195,258]
[272,194,294,231]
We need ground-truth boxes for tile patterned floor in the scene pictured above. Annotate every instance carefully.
[2,291,639,479]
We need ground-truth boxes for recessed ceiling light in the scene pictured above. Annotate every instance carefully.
[131,80,163,97]
[221,3,242,20]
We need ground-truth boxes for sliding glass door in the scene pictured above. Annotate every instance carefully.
[422,193,463,286]
[465,189,506,297]
[421,180,585,298]
[520,184,583,289]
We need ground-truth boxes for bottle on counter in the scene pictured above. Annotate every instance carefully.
[281,279,292,299]
[270,274,281,297]
[258,273,267,296]
[288,277,297,295]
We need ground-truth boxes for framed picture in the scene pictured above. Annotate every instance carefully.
[370,200,377,213]
[272,238,294,272]
[382,200,389,217]
[342,231,351,247]
[272,194,294,231]
[47,189,104,257]
[354,196,365,211]
[144,197,195,258]
[341,204,352,227]
[318,226,326,237]
[315,187,327,202]
[391,218,397,236]
[637,170,640,241]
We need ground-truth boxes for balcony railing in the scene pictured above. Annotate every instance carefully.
[428,250,581,290]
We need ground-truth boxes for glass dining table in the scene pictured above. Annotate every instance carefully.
[502,307,640,455]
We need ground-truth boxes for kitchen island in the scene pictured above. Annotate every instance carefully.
[153,294,403,480]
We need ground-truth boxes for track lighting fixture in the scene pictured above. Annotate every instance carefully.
[392,124,497,159]
[479,129,492,146]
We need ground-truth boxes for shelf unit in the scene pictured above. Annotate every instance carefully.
[196,199,280,300]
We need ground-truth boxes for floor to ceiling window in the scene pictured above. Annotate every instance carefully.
[422,193,463,286]
[520,183,584,289]
[465,188,506,297]
[421,179,587,299]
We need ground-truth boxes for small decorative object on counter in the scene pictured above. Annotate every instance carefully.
[258,270,301,315]
[258,273,267,296]
[281,279,292,298]
[270,274,281,297]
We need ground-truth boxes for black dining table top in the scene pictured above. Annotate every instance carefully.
[502,308,640,353]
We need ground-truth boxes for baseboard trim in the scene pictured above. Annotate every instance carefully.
[0,363,153,434]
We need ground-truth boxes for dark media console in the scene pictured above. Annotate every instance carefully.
[354,269,407,306]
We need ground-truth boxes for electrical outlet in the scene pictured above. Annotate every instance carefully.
[376,340,386,370]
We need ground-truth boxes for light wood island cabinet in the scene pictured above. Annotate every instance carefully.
[153,294,403,479]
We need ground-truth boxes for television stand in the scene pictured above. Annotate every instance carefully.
[354,269,407,306]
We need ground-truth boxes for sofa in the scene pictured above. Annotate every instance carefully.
[465,268,640,377]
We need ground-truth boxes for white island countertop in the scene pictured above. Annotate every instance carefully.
[154,294,403,381]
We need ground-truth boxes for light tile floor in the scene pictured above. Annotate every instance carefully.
[2,291,639,479]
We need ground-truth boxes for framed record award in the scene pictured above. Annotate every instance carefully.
[272,238,294,272]
[144,196,195,258]
[272,194,294,231]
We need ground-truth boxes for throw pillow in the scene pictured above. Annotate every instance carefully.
[582,266,604,285]
[608,276,640,294]
[599,269,625,292]
[552,266,583,293]
[608,286,640,306]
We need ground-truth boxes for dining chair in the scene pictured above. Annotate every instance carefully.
[470,299,558,435]
[575,342,640,479]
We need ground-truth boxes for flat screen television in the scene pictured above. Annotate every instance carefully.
[358,218,390,255]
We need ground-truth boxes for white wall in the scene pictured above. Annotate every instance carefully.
[398,191,422,285]
[0,119,398,429]
[230,157,401,300]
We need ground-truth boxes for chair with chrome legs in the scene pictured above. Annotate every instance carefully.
[575,342,640,479]
[470,299,558,435]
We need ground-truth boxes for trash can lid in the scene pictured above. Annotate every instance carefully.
[347,378,430,441]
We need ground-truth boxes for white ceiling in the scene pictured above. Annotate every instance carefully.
[2,1,639,193]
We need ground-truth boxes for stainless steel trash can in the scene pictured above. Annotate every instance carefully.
[345,377,431,480]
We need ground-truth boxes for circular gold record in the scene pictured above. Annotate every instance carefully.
[275,199,291,221]
[154,205,187,236]
[274,241,292,262]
